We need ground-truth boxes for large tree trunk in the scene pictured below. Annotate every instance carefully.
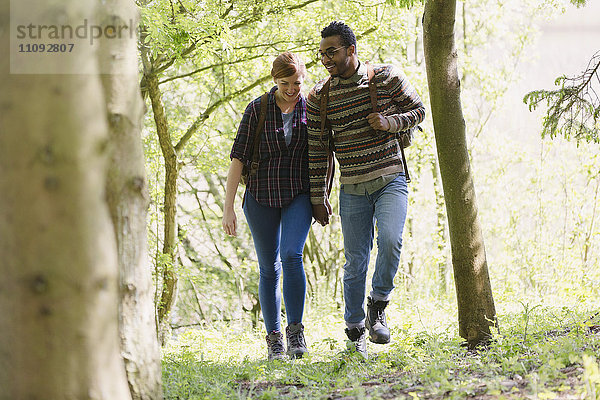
[0,1,131,398]
[423,0,497,348]
[98,1,163,399]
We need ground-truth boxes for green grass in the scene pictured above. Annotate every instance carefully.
[162,300,600,399]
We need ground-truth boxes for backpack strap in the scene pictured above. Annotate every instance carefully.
[366,62,411,183]
[318,78,336,198]
[319,78,331,149]
[367,63,378,115]
[398,133,411,182]
[248,92,269,176]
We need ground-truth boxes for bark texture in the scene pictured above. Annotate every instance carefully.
[0,1,131,398]
[98,1,163,398]
[423,0,497,348]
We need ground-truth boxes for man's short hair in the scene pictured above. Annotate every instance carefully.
[321,21,357,48]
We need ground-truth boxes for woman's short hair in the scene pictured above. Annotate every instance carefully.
[271,52,306,79]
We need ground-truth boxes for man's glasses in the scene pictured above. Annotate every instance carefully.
[317,46,347,61]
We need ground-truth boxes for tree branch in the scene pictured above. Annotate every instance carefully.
[147,0,320,75]
[523,50,600,143]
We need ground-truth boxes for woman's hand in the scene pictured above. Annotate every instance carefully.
[222,158,244,236]
[222,208,238,236]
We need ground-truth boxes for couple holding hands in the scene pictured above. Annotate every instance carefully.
[222,21,426,360]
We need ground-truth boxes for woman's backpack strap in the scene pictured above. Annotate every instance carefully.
[249,92,269,174]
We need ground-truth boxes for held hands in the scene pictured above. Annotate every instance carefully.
[222,208,238,236]
[312,199,332,226]
[367,113,390,131]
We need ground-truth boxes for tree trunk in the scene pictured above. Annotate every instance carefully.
[0,1,131,398]
[98,1,163,398]
[423,0,498,348]
[143,67,179,344]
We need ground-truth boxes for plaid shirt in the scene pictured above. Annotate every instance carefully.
[230,86,309,208]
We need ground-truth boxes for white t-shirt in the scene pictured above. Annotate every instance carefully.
[282,111,293,146]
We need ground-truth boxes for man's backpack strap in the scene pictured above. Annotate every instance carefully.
[397,134,411,183]
[319,78,331,149]
[367,63,378,117]
[366,63,411,183]
[249,92,269,175]
[318,78,336,198]
[325,151,335,198]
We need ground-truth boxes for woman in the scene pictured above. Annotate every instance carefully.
[222,52,311,361]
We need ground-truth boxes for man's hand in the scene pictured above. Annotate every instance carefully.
[367,113,390,131]
[312,199,332,226]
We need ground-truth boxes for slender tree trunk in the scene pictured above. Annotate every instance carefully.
[98,1,163,398]
[0,1,131,397]
[423,0,498,348]
[142,65,179,343]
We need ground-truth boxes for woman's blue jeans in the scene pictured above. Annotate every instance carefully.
[339,174,408,327]
[243,191,312,334]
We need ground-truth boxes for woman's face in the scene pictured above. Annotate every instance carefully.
[274,71,304,102]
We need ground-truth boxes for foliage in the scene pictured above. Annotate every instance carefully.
[570,0,587,7]
[162,302,600,399]
[385,0,424,7]
[523,51,600,144]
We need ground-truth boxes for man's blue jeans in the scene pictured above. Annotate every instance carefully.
[339,174,408,327]
[243,191,312,334]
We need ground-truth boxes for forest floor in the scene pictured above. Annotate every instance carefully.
[162,304,600,399]
[235,361,588,399]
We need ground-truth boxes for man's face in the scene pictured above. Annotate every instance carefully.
[318,35,354,78]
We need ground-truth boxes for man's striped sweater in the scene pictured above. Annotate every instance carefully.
[307,61,426,205]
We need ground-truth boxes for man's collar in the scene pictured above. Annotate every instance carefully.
[332,60,366,85]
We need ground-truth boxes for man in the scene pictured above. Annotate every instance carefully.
[307,21,425,357]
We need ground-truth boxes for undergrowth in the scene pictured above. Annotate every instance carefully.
[162,301,600,399]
